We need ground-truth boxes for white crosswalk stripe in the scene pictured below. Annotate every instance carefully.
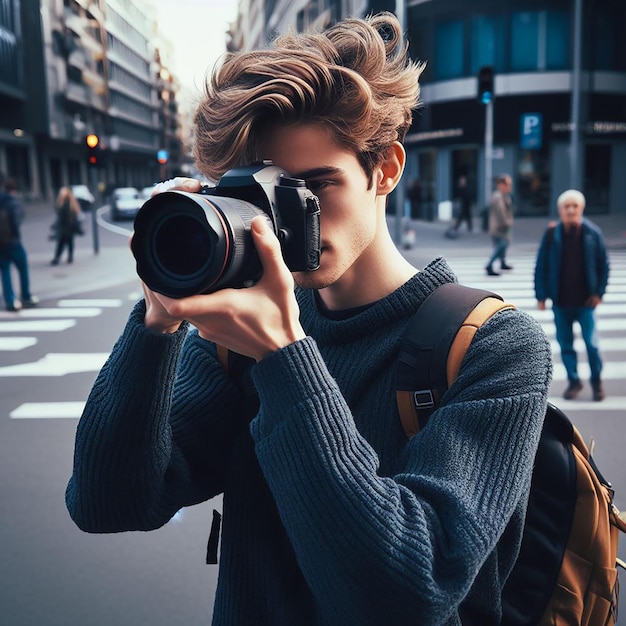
[2,252,625,416]
[0,297,125,419]
[451,249,626,410]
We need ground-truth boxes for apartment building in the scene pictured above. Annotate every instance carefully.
[0,0,182,198]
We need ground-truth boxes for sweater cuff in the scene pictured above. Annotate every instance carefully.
[250,337,340,439]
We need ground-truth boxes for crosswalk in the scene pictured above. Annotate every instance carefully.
[0,297,132,419]
[1,251,624,419]
[446,248,626,410]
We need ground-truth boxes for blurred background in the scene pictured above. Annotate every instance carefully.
[1,0,625,220]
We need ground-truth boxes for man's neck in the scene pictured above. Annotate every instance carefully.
[317,232,417,311]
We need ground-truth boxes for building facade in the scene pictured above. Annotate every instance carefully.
[227,0,626,218]
[403,0,626,218]
[0,0,183,199]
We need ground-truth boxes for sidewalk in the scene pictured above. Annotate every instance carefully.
[14,197,626,304]
[18,198,139,303]
[392,212,626,257]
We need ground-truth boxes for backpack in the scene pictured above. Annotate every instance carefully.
[215,282,626,623]
[398,281,626,626]
[0,198,14,248]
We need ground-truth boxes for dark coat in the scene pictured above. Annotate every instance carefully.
[534,217,609,303]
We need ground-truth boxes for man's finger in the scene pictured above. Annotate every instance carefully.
[251,216,285,272]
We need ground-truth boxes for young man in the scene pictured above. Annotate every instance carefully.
[66,14,551,625]
[534,189,609,401]
[485,174,514,276]
[0,174,38,311]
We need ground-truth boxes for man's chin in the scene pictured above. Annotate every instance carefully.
[293,269,333,290]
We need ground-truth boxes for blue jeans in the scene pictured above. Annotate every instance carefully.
[0,241,33,308]
[486,236,509,268]
[553,305,603,383]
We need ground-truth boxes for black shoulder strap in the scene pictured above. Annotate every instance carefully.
[396,283,509,438]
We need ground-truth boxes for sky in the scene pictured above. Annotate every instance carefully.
[150,0,239,109]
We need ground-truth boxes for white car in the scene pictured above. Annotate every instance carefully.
[70,184,95,211]
[110,187,142,221]
[139,185,157,201]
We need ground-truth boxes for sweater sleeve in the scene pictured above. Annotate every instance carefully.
[249,307,551,624]
[66,300,246,533]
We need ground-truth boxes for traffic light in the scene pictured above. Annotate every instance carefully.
[86,133,100,167]
[477,66,494,104]
[157,149,169,165]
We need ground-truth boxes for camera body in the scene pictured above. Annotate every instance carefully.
[131,162,321,297]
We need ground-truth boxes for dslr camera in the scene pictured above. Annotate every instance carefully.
[131,162,321,298]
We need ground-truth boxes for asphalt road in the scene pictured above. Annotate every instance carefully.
[1,203,625,625]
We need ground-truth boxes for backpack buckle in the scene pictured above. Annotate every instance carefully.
[413,389,435,409]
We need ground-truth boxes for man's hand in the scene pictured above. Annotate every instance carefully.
[585,295,602,308]
[537,300,546,311]
[149,177,202,196]
[142,217,305,361]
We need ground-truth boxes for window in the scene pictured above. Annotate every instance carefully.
[545,11,569,69]
[470,15,505,75]
[584,144,611,214]
[511,12,539,71]
[435,20,464,80]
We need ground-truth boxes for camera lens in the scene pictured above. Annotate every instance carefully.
[154,214,213,277]
[131,190,268,297]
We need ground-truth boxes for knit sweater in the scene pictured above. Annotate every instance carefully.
[66,258,552,625]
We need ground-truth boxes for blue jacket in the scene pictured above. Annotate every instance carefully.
[0,191,22,247]
[534,218,609,304]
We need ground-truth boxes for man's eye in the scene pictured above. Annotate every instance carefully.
[306,180,330,193]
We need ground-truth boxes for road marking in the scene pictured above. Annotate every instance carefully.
[10,402,85,419]
[0,337,37,350]
[0,353,109,376]
[0,308,102,318]
[0,319,76,332]
[550,338,626,353]
[551,361,626,381]
[57,299,123,307]
[547,397,626,411]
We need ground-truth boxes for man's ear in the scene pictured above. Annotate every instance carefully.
[376,141,406,195]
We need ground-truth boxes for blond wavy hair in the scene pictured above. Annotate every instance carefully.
[193,12,425,182]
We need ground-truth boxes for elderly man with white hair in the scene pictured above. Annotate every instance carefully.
[534,189,610,401]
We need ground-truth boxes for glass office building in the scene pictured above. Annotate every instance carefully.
[403,0,626,218]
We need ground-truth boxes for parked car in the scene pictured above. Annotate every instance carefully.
[139,185,156,201]
[70,184,95,212]
[110,187,142,221]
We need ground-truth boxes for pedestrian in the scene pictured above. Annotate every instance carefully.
[445,174,473,237]
[66,13,551,625]
[0,174,38,312]
[485,173,515,276]
[534,189,609,402]
[51,186,83,265]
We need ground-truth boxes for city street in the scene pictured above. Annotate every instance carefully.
[1,203,625,625]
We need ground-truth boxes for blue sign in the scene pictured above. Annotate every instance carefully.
[157,149,169,164]
[520,113,542,150]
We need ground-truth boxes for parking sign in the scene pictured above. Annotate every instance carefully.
[520,113,542,150]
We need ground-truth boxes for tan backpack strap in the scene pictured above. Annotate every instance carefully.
[216,344,229,372]
[397,285,516,439]
[446,298,515,384]
[396,389,441,439]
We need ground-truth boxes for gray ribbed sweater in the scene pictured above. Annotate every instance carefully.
[66,258,552,625]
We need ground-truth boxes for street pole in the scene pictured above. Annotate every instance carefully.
[569,0,583,190]
[88,167,100,255]
[484,100,493,209]
[393,0,407,246]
